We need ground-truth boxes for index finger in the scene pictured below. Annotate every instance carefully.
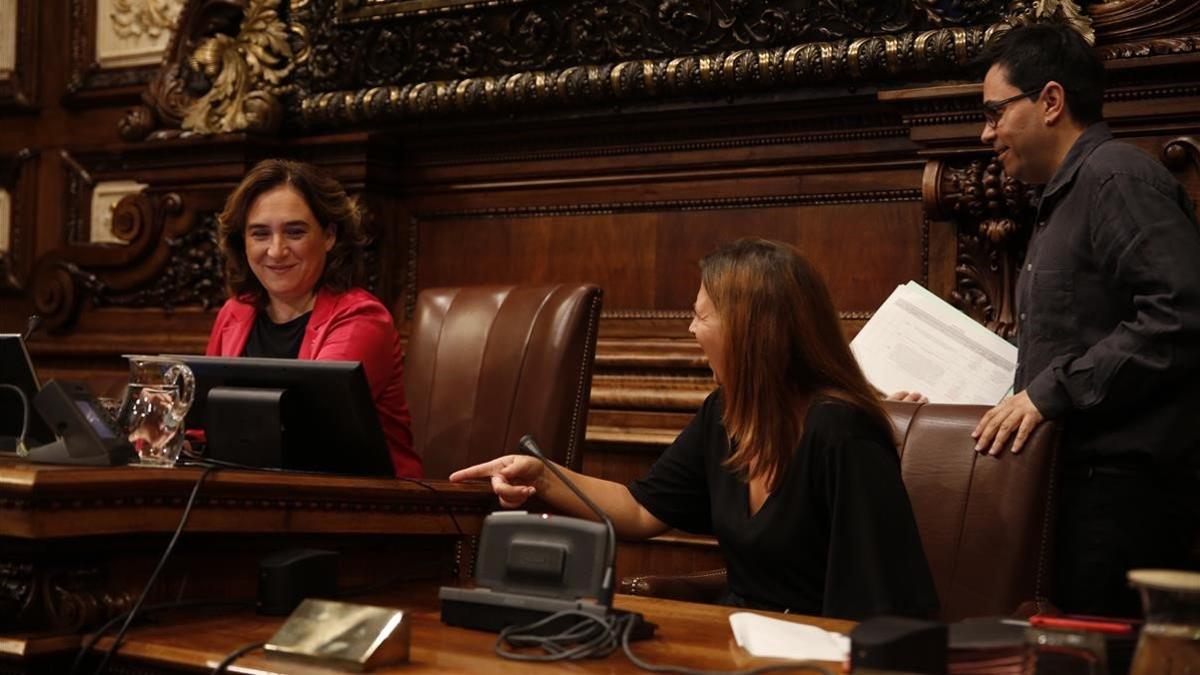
[449,457,507,482]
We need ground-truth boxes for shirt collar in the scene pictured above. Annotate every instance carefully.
[1041,122,1112,200]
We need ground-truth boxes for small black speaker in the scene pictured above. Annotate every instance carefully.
[850,615,947,674]
[258,548,339,616]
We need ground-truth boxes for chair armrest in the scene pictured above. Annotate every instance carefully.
[619,568,728,604]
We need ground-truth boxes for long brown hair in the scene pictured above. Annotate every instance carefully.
[700,238,892,489]
[217,159,368,306]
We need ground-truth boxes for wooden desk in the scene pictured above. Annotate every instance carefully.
[0,457,495,637]
[84,584,852,674]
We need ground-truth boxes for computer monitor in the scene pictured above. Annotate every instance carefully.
[0,334,56,450]
[173,355,394,477]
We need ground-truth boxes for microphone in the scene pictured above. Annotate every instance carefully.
[517,434,616,608]
[21,314,42,342]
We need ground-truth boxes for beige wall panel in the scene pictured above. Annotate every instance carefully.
[96,0,183,68]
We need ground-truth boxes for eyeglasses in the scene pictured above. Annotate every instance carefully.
[981,86,1044,128]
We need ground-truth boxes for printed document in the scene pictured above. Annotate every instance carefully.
[851,282,1017,405]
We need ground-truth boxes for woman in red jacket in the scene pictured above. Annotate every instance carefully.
[205,159,419,478]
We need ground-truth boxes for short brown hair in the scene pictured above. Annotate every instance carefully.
[700,238,892,489]
[217,159,368,305]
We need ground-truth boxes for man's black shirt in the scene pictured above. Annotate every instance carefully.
[1015,123,1200,467]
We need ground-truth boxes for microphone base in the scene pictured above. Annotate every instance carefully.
[439,586,655,640]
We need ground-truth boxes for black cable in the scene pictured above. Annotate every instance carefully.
[70,599,253,675]
[210,641,265,674]
[494,609,836,675]
[0,383,30,454]
[91,466,220,675]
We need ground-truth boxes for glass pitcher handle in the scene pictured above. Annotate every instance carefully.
[167,363,196,417]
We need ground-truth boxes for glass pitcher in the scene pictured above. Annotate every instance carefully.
[1128,569,1200,675]
[119,355,195,466]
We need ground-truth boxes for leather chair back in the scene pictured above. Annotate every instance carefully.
[405,284,603,478]
[884,400,1060,621]
[623,401,1061,622]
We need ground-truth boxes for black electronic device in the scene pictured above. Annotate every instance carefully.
[850,616,948,675]
[258,548,339,616]
[0,333,56,451]
[439,435,654,640]
[169,355,393,477]
[29,380,132,466]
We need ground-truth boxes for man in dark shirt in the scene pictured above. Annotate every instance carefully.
[970,23,1200,616]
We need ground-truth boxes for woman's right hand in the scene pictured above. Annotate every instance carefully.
[448,455,546,508]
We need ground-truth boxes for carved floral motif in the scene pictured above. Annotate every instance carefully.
[181,0,294,134]
[110,0,184,40]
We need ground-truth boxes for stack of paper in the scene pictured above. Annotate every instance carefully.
[850,282,1017,405]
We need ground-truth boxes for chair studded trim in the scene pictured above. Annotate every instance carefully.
[564,289,602,471]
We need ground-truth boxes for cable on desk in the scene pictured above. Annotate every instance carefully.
[70,599,254,675]
[0,384,31,454]
[495,609,836,675]
[91,465,220,675]
[210,641,266,674]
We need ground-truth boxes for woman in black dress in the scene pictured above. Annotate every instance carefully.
[451,238,937,620]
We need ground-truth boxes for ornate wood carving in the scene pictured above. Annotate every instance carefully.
[308,0,1012,88]
[925,157,1037,338]
[28,192,222,330]
[0,149,39,293]
[0,0,40,112]
[1090,0,1200,45]
[0,561,136,632]
[1162,136,1200,175]
[64,0,163,106]
[67,210,226,312]
[121,0,296,140]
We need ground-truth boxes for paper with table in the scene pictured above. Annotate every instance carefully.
[850,281,1017,405]
[729,611,849,661]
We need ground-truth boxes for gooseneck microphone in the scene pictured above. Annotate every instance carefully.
[22,314,42,342]
[517,434,617,608]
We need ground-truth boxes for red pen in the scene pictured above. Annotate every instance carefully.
[1029,615,1134,635]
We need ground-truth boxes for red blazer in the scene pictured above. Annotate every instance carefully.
[205,287,420,478]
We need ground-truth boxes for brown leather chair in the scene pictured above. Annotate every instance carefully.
[405,284,603,479]
[620,400,1061,621]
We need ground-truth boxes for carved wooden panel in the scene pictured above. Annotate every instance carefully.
[65,0,184,106]
[0,0,39,112]
[0,149,38,293]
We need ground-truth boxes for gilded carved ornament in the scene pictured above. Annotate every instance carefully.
[180,0,294,135]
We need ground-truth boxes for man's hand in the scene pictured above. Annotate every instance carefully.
[972,390,1045,456]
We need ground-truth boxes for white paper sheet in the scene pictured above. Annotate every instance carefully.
[851,282,1017,405]
[729,611,849,661]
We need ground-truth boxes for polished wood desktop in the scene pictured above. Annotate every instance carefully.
[0,456,851,674]
[87,584,852,674]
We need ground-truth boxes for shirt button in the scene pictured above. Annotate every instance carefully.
[1020,313,1026,321]
[1026,264,1032,271]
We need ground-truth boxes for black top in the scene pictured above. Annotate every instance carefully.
[241,311,312,359]
[1015,122,1200,467]
[628,391,939,620]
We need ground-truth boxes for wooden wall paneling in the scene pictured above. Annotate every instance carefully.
[0,148,38,293]
[64,0,185,107]
[0,0,39,112]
